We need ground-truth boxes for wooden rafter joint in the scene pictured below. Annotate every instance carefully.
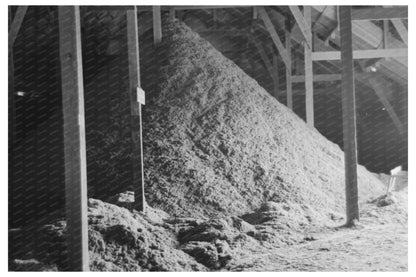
[288,5,312,48]
[257,6,290,68]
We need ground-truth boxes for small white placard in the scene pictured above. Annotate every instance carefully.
[390,165,402,175]
[137,87,145,105]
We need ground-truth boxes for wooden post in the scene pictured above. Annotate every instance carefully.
[169,7,175,19]
[9,7,15,200]
[58,6,89,271]
[153,6,162,44]
[383,20,389,49]
[285,23,293,110]
[253,6,258,19]
[304,6,314,127]
[127,7,146,212]
[339,6,359,226]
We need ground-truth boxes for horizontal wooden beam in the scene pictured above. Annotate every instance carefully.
[198,29,250,35]
[291,72,379,83]
[351,7,408,21]
[292,74,341,83]
[86,5,249,11]
[311,48,407,61]
[258,7,290,68]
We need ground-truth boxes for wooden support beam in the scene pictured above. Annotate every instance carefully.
[340,6,359,226]
[292,74,341,83]
[285,28,293,110]
[351,7,408,21]
[288,6,312,48]
[8,6,28,47]
[87,5,249,11]
[58,5,89,271]
[293,71,384,84]
[391,19,408,46]
[311,48,407,61]
[169,7,175,19]
[153,6,162,44]
[253,6,258,19]
[383,20,389,49]
[291,72,378,83]
[257,7,290,68]
[304,6,314,127]
[9,7,15,180]
[127,7,146,212]
[367,78,404,135]
[324,6,339,43]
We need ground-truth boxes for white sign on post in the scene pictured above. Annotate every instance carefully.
[137,87,146,105]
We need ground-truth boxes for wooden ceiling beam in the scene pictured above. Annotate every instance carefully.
[85,5,250,11]
[312,48,407,61]
[351,7,408,21]
[291,72,379,83]
[258,7,290,68]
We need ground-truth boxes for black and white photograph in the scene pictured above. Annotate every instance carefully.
[6,2,412,272]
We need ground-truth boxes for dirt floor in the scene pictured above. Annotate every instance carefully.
[9,185,407,272]
[228,201,408,271]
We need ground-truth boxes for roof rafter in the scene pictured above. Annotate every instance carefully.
[288,6,312,48]
[257,6,290,68]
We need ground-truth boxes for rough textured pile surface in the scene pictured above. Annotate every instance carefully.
[10,19,401,272]
[9,186,407,271]
[142,18,384,221]
[9,193,265,271]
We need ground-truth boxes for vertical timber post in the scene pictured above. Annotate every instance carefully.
[339,6,359,226]
[304,6,314,127]
[153,6,162,45]
[58,6,89,271]
[9,6,15,180]
[127,6,146,212]
[285,21,293,110]
[169,7,175,19]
